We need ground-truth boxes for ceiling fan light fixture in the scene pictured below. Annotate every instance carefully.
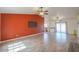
[51,15,64,21]
[33,7,48,16]
[39,12,44,16]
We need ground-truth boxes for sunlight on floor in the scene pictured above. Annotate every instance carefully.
[56,32,67,43]
[43,33,49,44]
[8,42,26,52]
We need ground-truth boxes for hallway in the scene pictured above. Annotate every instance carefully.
[0,32,78,52]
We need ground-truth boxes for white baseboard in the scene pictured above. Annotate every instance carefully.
[0,32,43,44]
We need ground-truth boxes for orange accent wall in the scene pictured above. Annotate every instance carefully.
[0,14,1,41]
[1,13,44,41]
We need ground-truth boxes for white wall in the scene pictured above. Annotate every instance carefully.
[48,18,78,34]
[67,19,77,34]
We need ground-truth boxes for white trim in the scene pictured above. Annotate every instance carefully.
[0,32,43,44]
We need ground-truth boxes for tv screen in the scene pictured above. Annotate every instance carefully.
[28,21,37,28]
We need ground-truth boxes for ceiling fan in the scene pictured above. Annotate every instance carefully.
[33,7,48,16]
[51,14,64,21]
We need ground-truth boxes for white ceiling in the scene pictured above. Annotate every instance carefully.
[0,7,79,19]
[48,7,79,19]
[0,7,34,14]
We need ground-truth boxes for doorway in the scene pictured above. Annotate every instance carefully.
[56,22,67,33]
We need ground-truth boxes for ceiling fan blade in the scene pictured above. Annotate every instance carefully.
[44,10,48,12]
[37,10,41,12]
[44,12,48,15]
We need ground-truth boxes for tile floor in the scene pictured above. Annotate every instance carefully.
[0,32,79,52]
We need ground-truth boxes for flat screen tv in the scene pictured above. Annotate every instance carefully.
[28,21,37,28]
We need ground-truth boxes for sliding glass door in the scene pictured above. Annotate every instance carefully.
[56,22,66,33]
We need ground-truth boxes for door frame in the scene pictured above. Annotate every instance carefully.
[55,21,68,33]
